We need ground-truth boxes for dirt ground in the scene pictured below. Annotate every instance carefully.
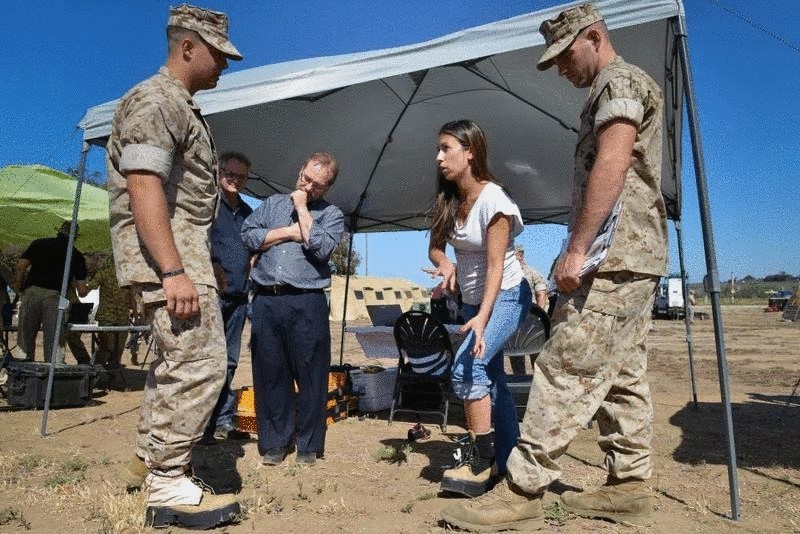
[0,305,798,533]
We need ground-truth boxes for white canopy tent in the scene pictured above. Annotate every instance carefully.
[70,0,741,519]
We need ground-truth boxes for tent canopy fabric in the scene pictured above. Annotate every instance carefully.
[78,0,684,233]
[0,165,111,252]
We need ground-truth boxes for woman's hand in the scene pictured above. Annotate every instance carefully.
[460,314,488,358]
[423,260,457,294]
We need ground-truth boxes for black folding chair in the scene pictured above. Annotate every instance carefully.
[505,303,551,368]
[390,310,454,431]
[505,304,552,419]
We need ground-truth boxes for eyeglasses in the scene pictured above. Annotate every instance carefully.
[298,171,330,193]
[221,168,248,181]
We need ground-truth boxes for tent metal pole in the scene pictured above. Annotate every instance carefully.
[338,224,357,366]
[675,220,698,408]
[675,14,740,520]
[40,143,89,437]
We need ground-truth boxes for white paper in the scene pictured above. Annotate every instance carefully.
[547,200,623,294]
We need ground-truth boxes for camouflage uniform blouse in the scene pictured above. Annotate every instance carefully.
[572,56,667,277]
[106,67,219,293]
[88,265,131,325]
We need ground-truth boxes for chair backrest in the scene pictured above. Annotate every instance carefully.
[503,304,551,357]
[393,311,453,377]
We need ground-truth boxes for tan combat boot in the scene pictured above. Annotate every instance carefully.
[441,431,498,497]
[559,478,652,523]
[144,472,241,529]
[122,454,148,492]
[441,478,544,532]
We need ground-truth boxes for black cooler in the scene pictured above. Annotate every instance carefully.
[4,361,97,409]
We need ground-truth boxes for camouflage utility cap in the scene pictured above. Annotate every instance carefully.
[168,3,243,60]
[537,3,603,71]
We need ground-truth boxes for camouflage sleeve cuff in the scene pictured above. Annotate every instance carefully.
[119,144,173,179]
[594,98,644,131]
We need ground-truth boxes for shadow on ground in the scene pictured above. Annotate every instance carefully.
[669,393,800,474]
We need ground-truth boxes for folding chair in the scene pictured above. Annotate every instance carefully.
[504,303,551,366]
[504,303,551,420]
[390,310,454,431]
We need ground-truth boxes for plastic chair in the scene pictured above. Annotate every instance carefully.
[504,304,551,420]
[504,303,551,363]
[390,310,454,431]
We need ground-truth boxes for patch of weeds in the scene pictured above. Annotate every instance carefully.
[401,501,414,513]
[543,501,572,526]
[373,444,410,465]
[282,465,299,477]
[318,498,348,515]
[45,456,88,488]
[417,491,438,501]
[241,492,283,517]
[16,454,47,472]
[295,480,309,502]
[0,507,31,530]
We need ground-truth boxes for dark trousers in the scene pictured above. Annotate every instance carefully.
[205,294,249,434]
[250,290,329,456]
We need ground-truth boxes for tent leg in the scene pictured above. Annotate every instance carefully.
[40,143,90,437]
[338,228,357,366]
[676,16,740,520]
[675,221,698,408]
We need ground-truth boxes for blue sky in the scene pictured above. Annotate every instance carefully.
[1,1,797,287]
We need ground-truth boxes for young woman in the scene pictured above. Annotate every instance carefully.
[427,119,531,497]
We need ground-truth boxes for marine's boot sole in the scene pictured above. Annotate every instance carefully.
[440,510,544,533]
[146,501,241,529]
[559,500,651,524]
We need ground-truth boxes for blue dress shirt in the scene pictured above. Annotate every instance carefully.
[210,194,253,297]
[241,193,344,289]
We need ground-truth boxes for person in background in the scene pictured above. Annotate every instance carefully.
[0,263,13,328]
[510,245,549,374]
[515,246,548,310]
[687,289,696,323]
[242,152,344,467]
[13,221,89,364]
[442,4,667,530]
[87,253,134,370]
[105,3,243,527]
[427,119,531,498]
[203,151,253,442]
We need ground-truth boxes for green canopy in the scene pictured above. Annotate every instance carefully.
[0,164,111,252]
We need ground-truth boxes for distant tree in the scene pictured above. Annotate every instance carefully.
[741,275,755,282]
[764,271,793,282]
[330,233,361,275]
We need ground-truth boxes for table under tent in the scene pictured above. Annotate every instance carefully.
[73,0,741,519]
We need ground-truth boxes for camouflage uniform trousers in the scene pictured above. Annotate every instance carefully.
[133,284,226,476]
[506,271,658,494]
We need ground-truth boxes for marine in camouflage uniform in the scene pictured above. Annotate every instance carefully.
[442,4,666,530]
[87,262,132,368]
[106,3,243,526]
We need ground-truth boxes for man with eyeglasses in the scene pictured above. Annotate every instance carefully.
[241,152,344,467]
[202,151,254,443]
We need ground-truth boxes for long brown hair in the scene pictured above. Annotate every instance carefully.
[429,120,498,244]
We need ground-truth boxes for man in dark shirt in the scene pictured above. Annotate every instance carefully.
[204,151,253,441]
[241,152,344,466]
[13,221,89,363]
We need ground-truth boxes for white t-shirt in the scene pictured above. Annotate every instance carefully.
[447,182,524,306]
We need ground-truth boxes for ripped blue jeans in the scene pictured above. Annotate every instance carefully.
[451,280,531,473]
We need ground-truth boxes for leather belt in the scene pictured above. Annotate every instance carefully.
[253,284,322,296]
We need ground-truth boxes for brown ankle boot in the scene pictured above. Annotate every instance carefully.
[441,478,544,531]
[441,431,498,497]
[559,478,651,523]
